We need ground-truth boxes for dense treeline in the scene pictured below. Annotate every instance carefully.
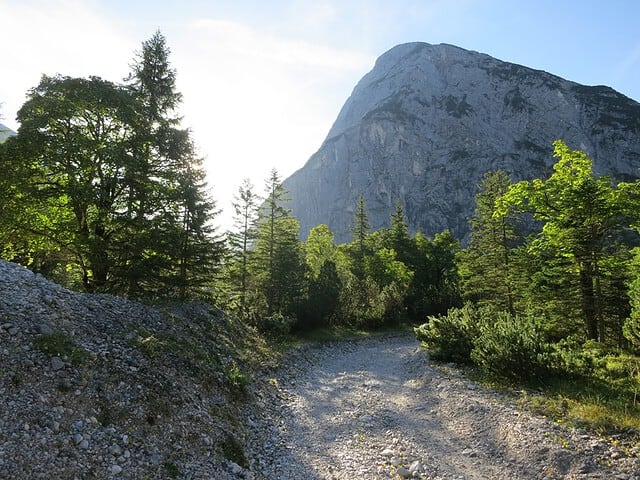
[417,142,640,427]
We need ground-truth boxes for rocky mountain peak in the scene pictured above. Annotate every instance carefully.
[0,123,16,143]
[283,42,640,243]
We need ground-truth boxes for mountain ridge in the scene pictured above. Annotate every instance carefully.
[0,123,16,143]
[283,42,640,243]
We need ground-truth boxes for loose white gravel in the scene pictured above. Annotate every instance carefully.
[247,334,639,480]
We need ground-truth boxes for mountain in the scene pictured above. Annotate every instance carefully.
[0,123,16,143]
[282,42,640,244]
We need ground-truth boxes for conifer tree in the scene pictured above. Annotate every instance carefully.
[119,30,220,299]
[497,141,635,341]
[227,178,260,318]
[458,170,519,313]
[351,195,370,286]
[253,169,305,321]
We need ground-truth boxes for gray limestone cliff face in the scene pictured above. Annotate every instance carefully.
[0,123,16,143]
[282,42,640,244]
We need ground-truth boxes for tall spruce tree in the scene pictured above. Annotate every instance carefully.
[253,169,305,320]
[120,30,219,299]
[227,178,260,318]
[351,195,370,286]
[458,170,519,313]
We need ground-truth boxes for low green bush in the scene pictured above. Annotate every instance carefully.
[414,303,481,363]
[259,312,296,336]
[470,310,552,382]
[415,304,553,381]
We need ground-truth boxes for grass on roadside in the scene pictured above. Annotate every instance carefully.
[459,360,640,441]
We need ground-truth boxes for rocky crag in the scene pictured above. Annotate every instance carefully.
[0,123,15,143]
[283,42,640,243]
[0,260,268,479]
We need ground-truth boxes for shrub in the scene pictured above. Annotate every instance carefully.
[470,310,552,382]
[623,315,640,349]
[259,312,296,336]
[33,331,89,366]
[414,303,481,363]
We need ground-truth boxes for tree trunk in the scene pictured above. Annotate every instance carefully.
[579,262,599,341]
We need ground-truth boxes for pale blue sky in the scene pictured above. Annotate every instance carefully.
[1,0,638,227]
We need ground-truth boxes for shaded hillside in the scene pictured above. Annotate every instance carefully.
[283,42,640,243]
[0,260,270,479]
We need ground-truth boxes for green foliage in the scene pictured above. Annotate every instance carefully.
[416,304,553,381]
[458,170,519,313]
[163,462,180,479]
[223,361,251,396]
[251,169,305,321]
[471,310,552,381]
[624,247,640,348]
[2,32,221,300]
[220,434,248,468]
[414,303,480,363]
[224,178,260,319]
[300,259,342,329]
[305,224,337,278]
[623,316,640,349]
[33,332,89,366]
[259,312,297,336]
[495,140,636,342]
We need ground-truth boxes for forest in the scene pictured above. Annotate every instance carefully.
[2,32,640,431]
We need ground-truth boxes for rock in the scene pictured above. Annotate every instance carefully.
[396,466,411,477]
[39,324,54,335]
[109,444,122,456]
[110,464,122,475]
[409,460,421,474]
[283,42,640,243]
[381,448,395,457]
[228,462,244,474]
[50,357,65,371]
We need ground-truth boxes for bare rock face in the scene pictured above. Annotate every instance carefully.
[0,123,16,143]
[283,42,640,243]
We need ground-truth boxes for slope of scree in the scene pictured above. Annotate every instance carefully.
[0,260,271,479]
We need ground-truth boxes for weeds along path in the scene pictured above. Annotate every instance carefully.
[248,333,637,479]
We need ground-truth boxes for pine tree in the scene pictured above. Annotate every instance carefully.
[458,170,519,314]
[227,178,260,318]
[253,169,305,321]
[119,30,219,299]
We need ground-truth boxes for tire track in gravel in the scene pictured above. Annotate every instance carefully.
[250,334,638,480]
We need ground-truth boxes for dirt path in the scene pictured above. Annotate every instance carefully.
[248,334,637,479]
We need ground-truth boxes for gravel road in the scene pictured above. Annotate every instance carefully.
[248,333,639,480]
